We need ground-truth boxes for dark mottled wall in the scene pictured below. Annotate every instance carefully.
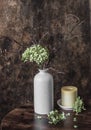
[0,0,90,121]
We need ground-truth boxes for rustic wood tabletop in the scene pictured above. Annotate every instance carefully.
[1,102,91,130]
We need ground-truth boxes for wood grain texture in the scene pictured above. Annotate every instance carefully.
[1,103,91,130]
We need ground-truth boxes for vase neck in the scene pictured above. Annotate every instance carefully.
[39,68,49,73]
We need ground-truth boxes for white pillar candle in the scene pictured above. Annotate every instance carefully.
[61,86,78,108]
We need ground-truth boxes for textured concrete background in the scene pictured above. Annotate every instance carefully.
[0,0,90,121]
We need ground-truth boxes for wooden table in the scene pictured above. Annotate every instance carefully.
[1,102,91,130]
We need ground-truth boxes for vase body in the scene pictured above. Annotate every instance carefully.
[34,69,54,114]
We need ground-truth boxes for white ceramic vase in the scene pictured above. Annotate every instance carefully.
[34,69,54,115]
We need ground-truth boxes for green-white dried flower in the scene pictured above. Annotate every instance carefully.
[73,96,86,115]
[48,110,66,125]
[21,44,49,68]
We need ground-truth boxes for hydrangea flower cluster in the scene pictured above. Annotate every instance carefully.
[21,44,49,68]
